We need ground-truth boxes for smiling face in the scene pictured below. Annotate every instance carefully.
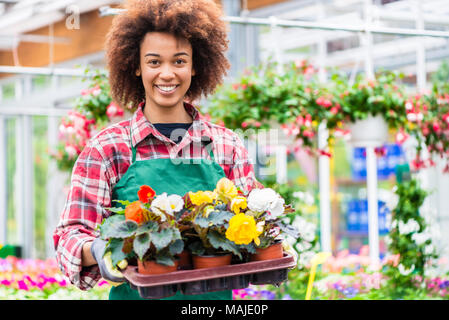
[137,32,195,118]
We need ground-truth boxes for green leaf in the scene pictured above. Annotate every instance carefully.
[133,233,151,260]
[105,207,126,214]
[239,243,257,254]
[112,199,132,207]
[188,241,205,256]
[101,219,138,239]
[155,253,175,266]
[151,228,174,251]
[107,238,127,267]
[135,221,158,236]
[195,210,233,228]
[278,221,300,239]
[99,214,125,240]
[207,230,241,259]
[169,239,184,255]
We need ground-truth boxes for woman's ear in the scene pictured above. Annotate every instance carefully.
[191,67,196,77]
[136,69,141,77]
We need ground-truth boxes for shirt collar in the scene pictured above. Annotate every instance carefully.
[130,101,214,148]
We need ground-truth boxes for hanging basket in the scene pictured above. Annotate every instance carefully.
[347,115,389,148]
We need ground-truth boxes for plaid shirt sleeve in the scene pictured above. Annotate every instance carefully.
[53,138,113,290]
[227,131,264,194]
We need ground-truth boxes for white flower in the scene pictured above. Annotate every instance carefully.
[167,194,184,213]
[398,219,420,235]
[398,263,415,276]
[247,188,284,217]
[424,244,435,255]
[411,232,430,246]
[298,250,315,268]
[150,192,184,221]
[295,240,312,252]
[384,235,392,246]
[385,194,399,211]
[292,216,316,242]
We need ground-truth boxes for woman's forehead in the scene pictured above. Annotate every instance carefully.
[141,32,192,55]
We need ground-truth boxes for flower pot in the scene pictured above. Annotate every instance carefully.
[192,253,232,269]
[347,115,389,147]
[137,259,179,275]
[177,250,192,270]
[250,241,284,262]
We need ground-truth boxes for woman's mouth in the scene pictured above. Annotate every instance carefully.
[155,84,179,94]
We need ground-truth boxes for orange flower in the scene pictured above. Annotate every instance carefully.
[137,185,156,203]
[125,201,145,224]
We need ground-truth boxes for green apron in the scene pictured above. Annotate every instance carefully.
[108,129,232,300]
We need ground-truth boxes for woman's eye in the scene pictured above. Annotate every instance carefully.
[149,60,159,65]
[175,59,186,65]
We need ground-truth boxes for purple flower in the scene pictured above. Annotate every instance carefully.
[260,290,276,300]
[244,288,256,296]
[343,287,358,298]
[282,294,292,300]
[333,283,344,292]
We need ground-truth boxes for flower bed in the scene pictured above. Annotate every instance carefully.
[0,256,110,300]
[234,247,449,300]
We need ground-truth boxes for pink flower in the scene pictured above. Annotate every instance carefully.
[65,145,78,159]
[106,102,124,119]
[18,280,29,291]
[241,121,248,128]
[395,129,409,144]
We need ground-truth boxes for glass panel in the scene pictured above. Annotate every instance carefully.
[6,117,16,245]
[33,115,49,259]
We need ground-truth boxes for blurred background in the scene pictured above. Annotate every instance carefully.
[0,0,448,268]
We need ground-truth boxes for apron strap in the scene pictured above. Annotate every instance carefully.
[130,127,137,164]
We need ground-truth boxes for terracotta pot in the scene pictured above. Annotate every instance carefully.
[192,253,232,269]
[137,259,179,275]
[250,242,284,261]
[177,250,192,270]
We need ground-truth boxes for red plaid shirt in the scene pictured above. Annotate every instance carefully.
[53,102,263,290]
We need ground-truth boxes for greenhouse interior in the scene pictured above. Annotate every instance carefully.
[1,0,449,300]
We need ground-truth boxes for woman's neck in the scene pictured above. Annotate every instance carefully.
[143,101,193,124]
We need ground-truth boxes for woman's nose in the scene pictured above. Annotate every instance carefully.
[159,64,175,80]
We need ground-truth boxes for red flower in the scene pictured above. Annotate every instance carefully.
[137,185,156,203]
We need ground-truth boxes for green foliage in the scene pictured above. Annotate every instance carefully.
[385,177,439,291]
[101,213,184,267]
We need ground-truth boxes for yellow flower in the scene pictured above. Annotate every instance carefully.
[215,177,238,203]
[226,214,262,246]
[230,196,247,214]
[189,190,217,206]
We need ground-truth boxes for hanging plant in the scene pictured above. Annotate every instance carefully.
[49,67,128,173]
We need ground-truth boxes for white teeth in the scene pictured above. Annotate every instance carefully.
[156,85,177,92]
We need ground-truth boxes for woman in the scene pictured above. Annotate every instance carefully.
[53,0,263,300]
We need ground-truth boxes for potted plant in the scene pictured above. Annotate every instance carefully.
[213,178,299,262]
[325,70,407,148]
[178,178,249,269]
[100,185,185,275]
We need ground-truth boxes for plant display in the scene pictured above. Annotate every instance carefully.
[101,185,185,268]
[100,178,299,270]
[205,59,449,173]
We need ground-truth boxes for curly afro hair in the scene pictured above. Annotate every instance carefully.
[105,0,230,109]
